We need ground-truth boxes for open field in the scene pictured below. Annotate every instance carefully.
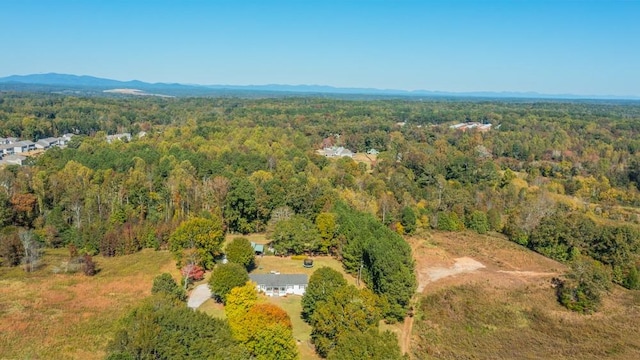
[0,249,176,359]
[409,231,640,360]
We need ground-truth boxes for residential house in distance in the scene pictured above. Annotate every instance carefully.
[12,140,36,153]
[106,133,132,143]
[0,143,15,156]
[58,133,75,147]
[35,137,60,150]
[366,148,380,155]
[449,122,492,132]
[249,273,308,296]
[0,154,27,166]
[318,146,354,158]
[0,137,18,145]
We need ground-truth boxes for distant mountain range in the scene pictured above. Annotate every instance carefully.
[0,73,637,100]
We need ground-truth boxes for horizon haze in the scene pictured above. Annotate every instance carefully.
[1,0,639,97]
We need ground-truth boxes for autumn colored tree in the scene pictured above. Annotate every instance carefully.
[83,254,97,276]
[169,216,225,269]
[225,281,259,323]
[315,212,337,254]
[0,229,23,267]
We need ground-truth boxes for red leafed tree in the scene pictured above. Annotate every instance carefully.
[181,263,205,282]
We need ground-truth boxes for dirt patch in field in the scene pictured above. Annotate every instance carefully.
[418,257,486,292]
[409,231,565,295]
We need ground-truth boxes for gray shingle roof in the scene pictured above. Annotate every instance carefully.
[249,273,308,287]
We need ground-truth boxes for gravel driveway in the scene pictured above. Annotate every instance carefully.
[187,284,212,309]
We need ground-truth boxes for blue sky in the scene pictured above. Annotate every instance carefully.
[1,0,639,96]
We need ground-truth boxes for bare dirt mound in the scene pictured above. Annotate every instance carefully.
[418,257,486,292]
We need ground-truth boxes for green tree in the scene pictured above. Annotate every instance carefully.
[310,285,382,357]
[301,267,348,322]
[209,263,249,304]
[169,216,225,269]
[108,295,248,360]
[270,215,321,255]
[327,329,405,360]
[467,210,489,234]
[556,257,611,314]
[225,237,256,271]
[400,206,417,234]
[436,211,464,231]
[225,178,258,234]
[152,273,187,301]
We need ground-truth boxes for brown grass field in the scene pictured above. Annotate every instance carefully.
[408,231,640,360]
[0,248,176,359]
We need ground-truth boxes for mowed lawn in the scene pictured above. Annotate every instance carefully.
[0,248,176,359]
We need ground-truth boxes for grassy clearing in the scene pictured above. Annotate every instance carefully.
[413,283,640,360]
[410,231,640,360]
[252,255,358,286]
[266,295,320,360]
[0,248,176,359]
[198,298,226,319]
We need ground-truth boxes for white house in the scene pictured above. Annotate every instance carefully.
[58,133,75,147]
[249,273,308,296]
[319,146,354,158]
[106,133,132,143]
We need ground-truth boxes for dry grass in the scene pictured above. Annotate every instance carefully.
[223,232,270,247]
[0,248,176,359]
[352,152,377,171]
[410,231,640,360]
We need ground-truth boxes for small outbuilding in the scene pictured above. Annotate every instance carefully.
[251,242,265,255]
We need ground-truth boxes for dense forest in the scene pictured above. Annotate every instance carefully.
[2,93,640,357]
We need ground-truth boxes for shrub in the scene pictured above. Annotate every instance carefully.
[83,255,97,276]
[437,211,464,231]
[467,210,489,234]
[152,273,187,301]
[556,258,611,313]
